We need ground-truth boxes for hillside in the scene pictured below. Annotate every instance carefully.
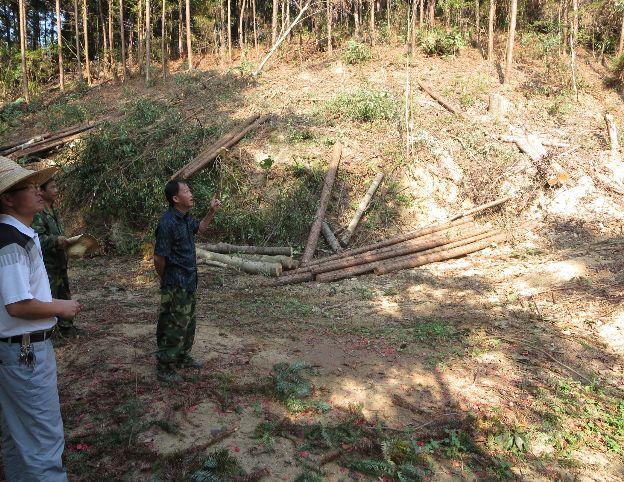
[2,36,624,480]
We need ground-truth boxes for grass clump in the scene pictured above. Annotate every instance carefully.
[342,40,372,64]
[184,449,245,481]
[417,27,466,56]
[326,87,398,122]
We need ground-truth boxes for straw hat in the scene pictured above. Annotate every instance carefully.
[0,156,57,196]
[66,234,100,258]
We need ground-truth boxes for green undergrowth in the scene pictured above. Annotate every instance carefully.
[416,27,466,56]
[325,87,398,122]
[59,97,330,252]
[184,449,246,481]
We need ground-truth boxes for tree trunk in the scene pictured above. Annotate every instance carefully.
[18,0,29,102]
[119,0,128,79]
[475,0,480,43]
[227,0,232,60]
[419,0,424,25]
[82,0,92,84]
[370,0,375,45]
[145,0,151,84]
[74,0,83,82]
[197,243,293,256]
[108,0,116,79]
[98,0,109,74]
[252,0,258,54]
[196,249,282,277]
[239,0,246,53]
[327,0,332,53]
[487,0,495,60]
[55,0,64,90]
[321,222,343,253]
[619,13,624,56]
[178,0,183,57]
[570,0,578,99]
[138,0,144,73]
[162,0,168,79]
[354,0,359,37]
[272,0,278,44]
[185,0,192,68]
[504,0,517,83]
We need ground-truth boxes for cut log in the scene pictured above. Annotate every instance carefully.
[300,143,342,265]
[416,79,463,117]
[605,113,620,162]
[196,248,282,277]
[269,271,314,286]
[235,253,298,270]
[488,93,512,119]
[499,133,547,162]
[449,196,510,221]
[302,216,475,270]
[0,121,98,154]
[311,225,488,276]
[315,230,503,283]
[321,221,343,253]
[172,114,271,180]
[375,232,506,275]
[197,242,292,257]
[340,171,384,246]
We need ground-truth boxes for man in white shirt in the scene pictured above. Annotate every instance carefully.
[0,156,81,481]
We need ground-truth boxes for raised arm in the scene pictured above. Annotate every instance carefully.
[197,198,221,235]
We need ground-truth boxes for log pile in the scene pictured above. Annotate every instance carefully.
[273,197,510,285]
[171,114,271,180]
[1,121,100,159]
[195,244,298,277]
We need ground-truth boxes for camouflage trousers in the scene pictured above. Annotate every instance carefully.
[48,270,73,329]
[156,286,197,371]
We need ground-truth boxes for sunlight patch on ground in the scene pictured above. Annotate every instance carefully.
[598,311,624,354]
[544,260,586,281]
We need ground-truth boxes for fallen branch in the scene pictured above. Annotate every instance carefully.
[321,221,343,253]
[340,172,385,246]
[7,122,100,159]
[197,242,292,257]
[172,114,271,179]
[197,248,282,277]
[449,196,510,221]
[416,79,463,117]
[300,143,342,265]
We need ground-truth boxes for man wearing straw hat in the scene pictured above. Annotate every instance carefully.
[0,156,81,481]
[32,176,80,339]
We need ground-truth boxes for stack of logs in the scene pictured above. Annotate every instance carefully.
[196,243,297,277]
[273,215,505,285]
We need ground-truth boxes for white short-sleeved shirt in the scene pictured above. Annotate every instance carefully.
[0,214,56,337]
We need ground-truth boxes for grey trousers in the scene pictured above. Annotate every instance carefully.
[0,338,67,482]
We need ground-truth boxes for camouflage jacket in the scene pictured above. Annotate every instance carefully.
[32,206,68,274]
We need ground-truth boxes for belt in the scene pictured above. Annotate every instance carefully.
[0,330,52,344]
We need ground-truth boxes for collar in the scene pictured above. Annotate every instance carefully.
[0,214,36,238]
[170,207,188,219]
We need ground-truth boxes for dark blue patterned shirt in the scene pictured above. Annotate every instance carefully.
[154,208,200,293]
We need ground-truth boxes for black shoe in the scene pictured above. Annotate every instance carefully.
[178,356,203,369]
[156,369,183,383]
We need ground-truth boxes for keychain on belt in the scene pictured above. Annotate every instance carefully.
[19,333,36,367]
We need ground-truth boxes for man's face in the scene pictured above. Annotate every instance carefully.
[0,182,44,217]
[40,179,59,205]
[173,182,194,211]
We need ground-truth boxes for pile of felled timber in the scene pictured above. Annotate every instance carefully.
[274,213,506,285]
[0,121,100,159]
[196,243,297,277]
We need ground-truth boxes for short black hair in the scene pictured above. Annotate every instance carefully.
[164,179,187,206]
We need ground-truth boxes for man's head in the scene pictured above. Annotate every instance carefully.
[40,178,59,206]
[165,179,194,212]
[0,156,55,221]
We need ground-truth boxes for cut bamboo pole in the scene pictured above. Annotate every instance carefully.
[196,248,282,276]
[340,171,384,246]
[375,232,505,275]
[172,114,270,179]
[300,143,342,265]
[197,243,292,256]
[311,224,488,275]
[322,221,343,253]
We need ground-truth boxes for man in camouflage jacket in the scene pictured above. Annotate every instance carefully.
[32,178,77,338]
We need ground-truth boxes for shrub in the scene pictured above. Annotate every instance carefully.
[326,87,398,122]
[612,53,624,88]
[342,40,372,64]
[417,27,466,56]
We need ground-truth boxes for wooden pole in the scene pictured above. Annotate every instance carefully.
[197,249,282,276]
[300,142,342,265]
[449,196,511,221]
[321,221,343,253]
[197,243,292,256]
[340,171,384,246]
[55,0,64,90]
